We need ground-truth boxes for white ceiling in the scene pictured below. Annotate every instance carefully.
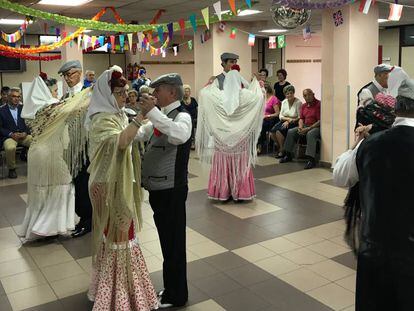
[0,0,413,37]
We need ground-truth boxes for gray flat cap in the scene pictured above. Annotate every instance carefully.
[374,64,393,75]
[398,79,414,100]
[150,73,183,88]
[221,52,239,61]
[58,60,82,74]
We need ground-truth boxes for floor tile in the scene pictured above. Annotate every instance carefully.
[49,273,90,299]
[0,246,29,264]
[213,199,281,219]
[7,284,57,311]
[335,273,356,293]
[232,244,275,263]
[0,256,37,278]
[142,240,162,255]
[284,229,325,246]
[187,260,219,281]
[215,287,271,311]
[41,261,85,283]
[213,234,254,250]
[307,283,354,311]
[31,248,74,268]
[282,248,326,265]
[145,255,163,273]
[0,294,12,311]
[181,299,226,311]
[224,263,274,287]
[307,223,345,239]
[188,240,227,258]
[203,252,249,272]
[59,234,92,260]
[341,305,355,311]
[21,300,63,311]
[308,260,355,281]
[255,255,300,276]
[259,237,301,254]
[331,252,357,270]
[59,292,94,311]
[277,267,331,292]
[192,273,242,297]
[136,228,159,243]
[76,256,92,275]
[307,240,350,258]
[1,269,47,294]
[186,230,209,246]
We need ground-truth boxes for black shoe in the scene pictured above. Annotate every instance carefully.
[8,169,17,179]
[304,160,316,170]
[19,152,27,162]
[275,152,285,159]
[279,155,292,163]
[71,226,91,238]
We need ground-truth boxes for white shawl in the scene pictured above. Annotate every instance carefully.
[22,76,59,120]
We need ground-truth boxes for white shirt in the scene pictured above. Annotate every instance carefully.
[280,98,302,119]
[358,80,388,105]
[333,117,414,187]
[135,100,192,145]
[68,81,84,97]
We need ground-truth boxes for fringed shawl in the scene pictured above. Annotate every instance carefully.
[87,112,143,260]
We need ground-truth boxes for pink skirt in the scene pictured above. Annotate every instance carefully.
[208,166,256,201]
[88,239,158,311]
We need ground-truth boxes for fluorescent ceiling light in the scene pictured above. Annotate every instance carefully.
[0,19,33,25]
[38,0,92,6]
[378,19,389,23]
[259,29,288,33]
[238,9,263,16]
[83,29,92,33]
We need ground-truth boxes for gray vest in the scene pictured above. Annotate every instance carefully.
[141,107,191,191]
[366,83,380,99]
[216,73,225,90]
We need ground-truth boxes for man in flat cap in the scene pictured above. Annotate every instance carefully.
[358,64,393,107]
[58,60,93,238]
[136,73,192,309]
[333,79,414,310]
[207,52,239,90]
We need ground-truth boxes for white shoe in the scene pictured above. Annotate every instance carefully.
[157,296,173,309]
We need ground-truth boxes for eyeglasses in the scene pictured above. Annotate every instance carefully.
[10,95,20,98]
[61,71,79,78]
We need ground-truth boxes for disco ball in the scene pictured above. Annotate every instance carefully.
[270,5,311,29]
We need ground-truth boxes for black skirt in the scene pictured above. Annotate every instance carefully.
[270,120,298,137]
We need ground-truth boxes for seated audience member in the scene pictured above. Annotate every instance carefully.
[132,67,151,93]
[0,86,10,107]
[0,87,32,178]
[83,70,96,88]
[181,84,198,149]
[273,69,291,102]
[258,84,280,154]
[126,89,140,114]
[270,85,302,158]
[138,85,150,98]
[258,68,270,85]
[280,89,321,169]
[358,64,392,107]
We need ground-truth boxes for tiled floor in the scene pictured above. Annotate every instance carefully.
[0,153,357,311]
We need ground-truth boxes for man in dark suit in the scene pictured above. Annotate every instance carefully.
[0,87,31,178]
[58,60,92,238]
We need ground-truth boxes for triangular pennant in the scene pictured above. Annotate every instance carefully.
[245,0,252,8]
[110,35,116,53]
[55,27,60,36]
[388,3,403,21]
[43,22,48,34]
[157,26,164,42]
[228,0,237,15]
[277,35,286,48]
[248,33,255,46]
[91,36,97,46]
[162,48,167,58]
[167,23,174,40]
[202,7,209,29]
[69,36,73,47]
[98,35,105,47]
[359,0,372,14]
[213,1,222,21]
[230,27,237,39]
[188,40,193,50]
[83,35,89,50]
[132,42,137,55]
[189,14,197,32]
[119,34,125,50]
[127,33,133,51]
[62,31,67,39]
[179,18,186,38]
[77,35,82,50]
[173,46,178,56]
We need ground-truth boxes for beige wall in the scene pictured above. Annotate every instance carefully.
[264,39,283,87]
[379,28,399,66]
[401,47,414,77]
[284,35,322,100]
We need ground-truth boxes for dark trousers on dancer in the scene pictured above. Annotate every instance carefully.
[73,161,92,229]
[356,254,414,311]
[149,185,188,306]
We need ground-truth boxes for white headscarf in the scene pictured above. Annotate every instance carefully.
[85,65,124,129]
[388,66,410,98]
[21,76,59,119]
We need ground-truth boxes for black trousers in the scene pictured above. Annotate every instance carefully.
[149,185,188,306]
[356,254,414,311]
[73,162,92,229]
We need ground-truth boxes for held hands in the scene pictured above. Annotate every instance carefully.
[11,132,27,141]
[282,120,290,129]
[298,127,309,135]
[352,124,372,149]
[138,94,157,117]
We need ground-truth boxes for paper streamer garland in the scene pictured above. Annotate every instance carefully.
[0,51,61,61]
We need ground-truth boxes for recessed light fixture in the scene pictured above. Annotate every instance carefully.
[38,0,92,6]
[259,29,288,33]
[83,29,92,33]
[238,9,263,16]
[0,19,34,25]
[378,19,389,23]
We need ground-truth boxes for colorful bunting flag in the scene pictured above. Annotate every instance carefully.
[132,42,138,54]
[157,26,164,42]
[269,36,276,49]
[277,35,286,48]
[359,0,372,14]
[303,25,311,41]
[228,0,237,15]
[91,35,97,46]
[110,35,115,52]
[162,48,166,58]
[167,23,174,40]
[230,27,237,39]
[98,35,105,47]
[83,35,89,50]
[202,7,210,29]
[127,33,133,50]
[77,35,82,50]
[55,27,60,36]
[248,33,255,46]
[179,18,186,38]
[189,14,197,32]
[188,40,193,50]
[119,34,125,50]
[388,3,403,21]
[213,1,222,21]
[245,0,252,8]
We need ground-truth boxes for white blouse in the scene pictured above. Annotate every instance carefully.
[280,98,302,119]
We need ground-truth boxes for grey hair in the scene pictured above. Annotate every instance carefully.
[283,85,295,95]
[139,85,150,94]
[395,95,414,116]
[175,85,184,101]
[10,87,21,93]
[85,70,95,75]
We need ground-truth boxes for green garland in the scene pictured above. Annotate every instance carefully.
[0,0,253,33]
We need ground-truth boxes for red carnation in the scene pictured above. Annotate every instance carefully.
[231,64,240,72]
[39,71,48,80]
[111,70,122,80]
